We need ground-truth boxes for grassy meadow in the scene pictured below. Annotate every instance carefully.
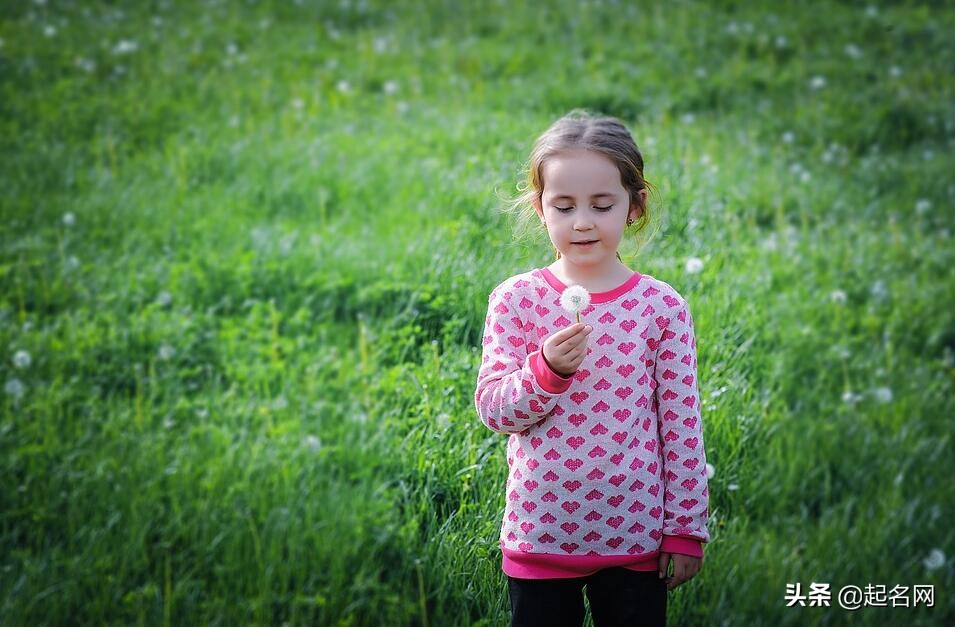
[2,0,954,624]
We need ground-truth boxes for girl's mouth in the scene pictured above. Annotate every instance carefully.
[572,240,598,247]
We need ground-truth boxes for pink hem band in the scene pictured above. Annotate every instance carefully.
[502,536,703,579]
[502,548,659,579]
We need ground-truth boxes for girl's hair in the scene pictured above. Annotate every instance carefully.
[499,109,659,261]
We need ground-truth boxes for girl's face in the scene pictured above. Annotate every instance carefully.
[533,148,645,268]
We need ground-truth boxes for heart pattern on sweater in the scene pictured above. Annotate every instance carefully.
[477,269,708,562]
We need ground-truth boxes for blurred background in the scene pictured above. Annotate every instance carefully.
[1,0,953,624]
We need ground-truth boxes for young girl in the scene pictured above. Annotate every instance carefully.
[474,110,709,627]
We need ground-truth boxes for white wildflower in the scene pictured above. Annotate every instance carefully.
[829,289,847,304]
[336,79,350,93]
[382,79,399,95]
[13,350,31,369]
[809,75,826,90]
[841,390,859,404]
[781,131,794,144]
[915,199,931,214]
[871,387,893,404]
[560,285,591,323]
[727,483,739,491]
[844,43,862,59]
[158,344,176,360]
[888,65,902,78]
[113,39,139,55]
[775,35,787,48]
[865,5,879,17]
[4,378,25,400]
[43,25,57,37]
[923,548,945,571]
[62,212,76,226]
[705,463,715,479]
[373,36,388,54]
[681,112,695,124]
[65,255,80,271]
[226,42,238,55]
[694,67,707,78]
[291,97,304,110]
[685,257,704,274]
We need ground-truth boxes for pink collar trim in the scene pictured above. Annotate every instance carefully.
[536,267,643,304]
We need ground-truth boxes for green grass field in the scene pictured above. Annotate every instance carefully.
[2,0,953,624]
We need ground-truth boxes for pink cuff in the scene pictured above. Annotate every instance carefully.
[660,535,703,558]
[530,350,575,394]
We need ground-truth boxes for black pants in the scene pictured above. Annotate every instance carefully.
[507,567,666,627]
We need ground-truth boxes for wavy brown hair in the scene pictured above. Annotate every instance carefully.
[499,109,659,260]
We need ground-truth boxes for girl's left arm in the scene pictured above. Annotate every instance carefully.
[654,296,710,558]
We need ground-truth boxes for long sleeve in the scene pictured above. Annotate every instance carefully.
[653,297,710,556]
[475,284,575,435]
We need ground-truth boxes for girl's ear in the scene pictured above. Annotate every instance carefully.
[630,189,648,220]
[532,196,544,221]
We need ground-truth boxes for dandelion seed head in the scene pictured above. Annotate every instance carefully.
[923,548,945,571]
[62,212,76,226]
[559,285,591,314]
[158,344,175,361]
[156,290,173,307]
[13,350,31,369]
[304,434,322,451]
[809,75,826,90]
[685,257,704,274]
[113,39,138,55]
[872,387,893,404]
[829,289,847,304]
[4,378,25,400]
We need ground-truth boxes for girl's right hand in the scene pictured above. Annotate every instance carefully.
[542,323,593,378]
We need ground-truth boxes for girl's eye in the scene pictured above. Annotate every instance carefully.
[553,205,614,212]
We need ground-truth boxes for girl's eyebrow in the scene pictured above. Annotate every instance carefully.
[551,192,615,200]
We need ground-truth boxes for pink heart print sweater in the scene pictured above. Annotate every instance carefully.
[474,266,710,579]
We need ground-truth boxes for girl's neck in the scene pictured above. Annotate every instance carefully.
[548,258,634,292]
